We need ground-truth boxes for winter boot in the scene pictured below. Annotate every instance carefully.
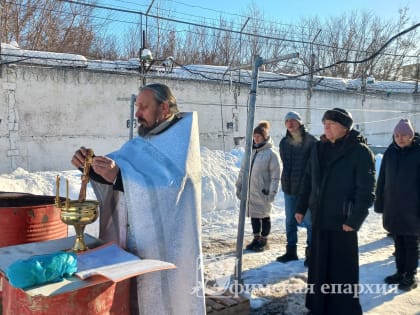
[304,247,311,267]
[245,236,261,250]
[384,272,404,284]
[398,274,417,291]
[254,237,268,252]
[276,245,298,263]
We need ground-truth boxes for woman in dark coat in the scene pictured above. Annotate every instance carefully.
[295,108,376,315]
[374,118,420,291]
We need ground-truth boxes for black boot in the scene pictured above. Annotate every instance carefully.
[304,247,311,267]
[398,274,417,291]
[245,236,261,250]
[384,272,404,284]
[276,245,298,263]
[254,236,268,252]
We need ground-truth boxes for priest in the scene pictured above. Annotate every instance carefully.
[71,83,206,315]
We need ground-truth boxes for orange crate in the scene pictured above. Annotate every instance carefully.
[2,277,130,315]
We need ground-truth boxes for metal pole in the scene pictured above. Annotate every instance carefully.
[140,13,143,56]
[414,55,419,94]
[142,30,146,86]
[0,3,3,78]
[129,94,136,140]
[145,0,155,42]
[238,17,250,87]
[307,29,321,101]
[234,55,263,291]
[306,29,321,130]
[232,52,299,292]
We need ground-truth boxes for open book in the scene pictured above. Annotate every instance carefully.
[75,242,176,282]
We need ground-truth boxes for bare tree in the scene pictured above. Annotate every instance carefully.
[2,0,418,79]
[122,24,142,59]
[377,8,419,80]
[212,17,235,65]
[296,8,420,80]
[244,4,265,67]
[0,0,115,59]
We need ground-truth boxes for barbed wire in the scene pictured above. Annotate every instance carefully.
[1,1,419,130]
[8,0,416,59]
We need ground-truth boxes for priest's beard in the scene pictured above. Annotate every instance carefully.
[137,109,161,137]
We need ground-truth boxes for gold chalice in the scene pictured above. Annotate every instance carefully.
[59,200,99,252]
[56,149,99,252]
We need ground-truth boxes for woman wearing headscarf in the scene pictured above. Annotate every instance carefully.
[375,118,420,291]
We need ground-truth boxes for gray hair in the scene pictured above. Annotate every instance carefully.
[140,83,179,114]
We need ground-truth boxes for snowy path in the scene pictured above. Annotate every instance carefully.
[202,205,420,315]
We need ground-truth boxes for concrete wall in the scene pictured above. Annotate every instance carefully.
[0,63,419,172]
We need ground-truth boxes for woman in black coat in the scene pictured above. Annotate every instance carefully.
[374,118,420,291]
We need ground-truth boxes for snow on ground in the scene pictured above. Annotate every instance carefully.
[0,148,419,314]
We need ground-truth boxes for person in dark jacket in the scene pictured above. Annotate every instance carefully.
[374,118,420,291]
[276,111,317,266]
[295,108,375,315]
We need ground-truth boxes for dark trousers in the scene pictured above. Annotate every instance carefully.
[251,217,271,237]
[306,229,362,315]
[394,234,419,276]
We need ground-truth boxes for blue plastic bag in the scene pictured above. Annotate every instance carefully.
[6,251,77,289]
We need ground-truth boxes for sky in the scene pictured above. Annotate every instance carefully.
[181,0,420,23]
[0,148,419,314]
[103,0,420,24]
[97,0,420,57]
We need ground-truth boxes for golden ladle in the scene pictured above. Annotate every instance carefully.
[78,148,94,202]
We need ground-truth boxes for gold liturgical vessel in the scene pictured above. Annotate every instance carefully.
[56,149,99,252]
